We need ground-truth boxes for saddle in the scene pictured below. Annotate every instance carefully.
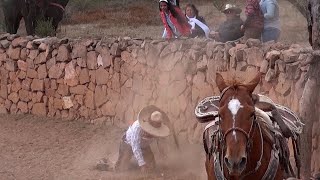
[195,94,303,138]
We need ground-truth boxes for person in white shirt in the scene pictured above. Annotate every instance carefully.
[114,105,170,173]
[185,3,210,38]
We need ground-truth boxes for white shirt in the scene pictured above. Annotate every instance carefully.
[186,15,210,38]
[125,120,153,166]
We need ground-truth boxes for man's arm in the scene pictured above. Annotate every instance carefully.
[264,2,276,19]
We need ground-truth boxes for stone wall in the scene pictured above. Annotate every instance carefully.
[0,33,319,173]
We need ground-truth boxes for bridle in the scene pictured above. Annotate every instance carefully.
[218,85,257,150]
[211,85,264,179]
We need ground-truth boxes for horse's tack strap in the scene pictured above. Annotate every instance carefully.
[214,152,225,180]
[261,147,280,180]
[50,2,65,11]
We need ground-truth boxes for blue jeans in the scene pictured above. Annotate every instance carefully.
[262,27,281,42]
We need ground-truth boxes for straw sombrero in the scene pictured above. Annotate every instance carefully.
[222,4,242,14]
[138,105,170,137]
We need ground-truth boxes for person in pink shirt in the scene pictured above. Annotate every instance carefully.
[242,0,264,40]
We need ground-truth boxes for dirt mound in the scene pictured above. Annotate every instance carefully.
[0,114,206,180]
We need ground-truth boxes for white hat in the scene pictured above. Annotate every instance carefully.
[222,4,242,14]
[138,105,170,137]
[159,0,169,3]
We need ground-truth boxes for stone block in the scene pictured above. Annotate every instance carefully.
[34,52,47,64]
[96,67,109,85]
[70,85,88,95]
[56,45,70,62]
[8,92,19,103]
[17,60,28,71]
[37,64,47,79]
[48,64,64,79]
[18,89,31,102]
[260,60,269,73]
[72,43,87,60]
[31,103,47,116]
[64,61,79,87]
[84,90,94,109]
[266,50,280,61]
[26,68,38,79]
[246,38,261,47]
[79,68,90,85]
[17,101,28,113]
[7,46,21,60]
[28,49,39,60]
[265,68,276,82]
[0,39,10,48]
[31,79,44,91]
[281,49,299,63]
[286,62,300,80]
[5,60,16,72]
[244,47,264,67]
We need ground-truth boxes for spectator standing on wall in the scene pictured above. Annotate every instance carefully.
[211,4,244,42]
[185,3,210,38]
[159,0,191,39]
[242,0,264,41]
[260,0,281,42]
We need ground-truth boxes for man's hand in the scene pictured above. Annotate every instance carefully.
[209,31,219,40]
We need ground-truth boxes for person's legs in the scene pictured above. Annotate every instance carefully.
[114,135,133,171]
[142,145,156,169]
[262,27,281,43]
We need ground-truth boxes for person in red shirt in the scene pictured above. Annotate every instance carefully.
[159,0,191,39]
[242,0,264,41]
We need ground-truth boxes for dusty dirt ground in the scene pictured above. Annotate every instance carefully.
[0,114,206,180]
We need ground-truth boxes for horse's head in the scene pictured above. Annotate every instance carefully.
[216,73,261,177]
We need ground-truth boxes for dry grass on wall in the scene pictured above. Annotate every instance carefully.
[6,0,309,44]
[57,0,308,44]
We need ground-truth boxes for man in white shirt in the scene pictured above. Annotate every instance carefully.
[114,105,170,173]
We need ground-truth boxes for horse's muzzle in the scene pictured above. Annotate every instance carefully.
[224,155,247,175]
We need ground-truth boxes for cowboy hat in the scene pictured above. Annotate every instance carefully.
[222,4,242,14]
[138,105,170,137]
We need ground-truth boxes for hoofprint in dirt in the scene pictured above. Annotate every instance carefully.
[0,114,206,180]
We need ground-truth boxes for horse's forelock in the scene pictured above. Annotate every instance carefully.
[223,75,245,87]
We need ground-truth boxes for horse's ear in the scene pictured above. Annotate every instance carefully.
[245,73,261,93]
[216,73,228,92]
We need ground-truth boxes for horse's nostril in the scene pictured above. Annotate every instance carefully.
[239,157,247,168]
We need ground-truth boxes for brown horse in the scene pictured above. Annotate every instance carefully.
[202,73,295,180]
